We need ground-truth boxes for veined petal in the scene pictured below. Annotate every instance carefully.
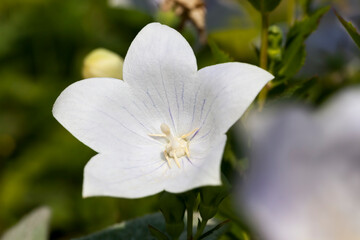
[190,62,273,140]
[123,23,199,135]
[52,78,161,154]
[163,135,226,193]
[83,135,226,198]
[83,147,167,198]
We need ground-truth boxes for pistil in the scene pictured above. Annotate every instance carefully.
[149,123,198,168]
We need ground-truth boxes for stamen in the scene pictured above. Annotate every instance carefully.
[149,123,198,169]
[181,128,199,139]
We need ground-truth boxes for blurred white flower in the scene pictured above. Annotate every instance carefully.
[82,48,124,79]
[240,87,360,240]
[53,23,272,199]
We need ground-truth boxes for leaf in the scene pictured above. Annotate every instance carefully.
[208,39,233,63]
[277,6,330,79]
[148,225,169,240]
[199,219,230,239]
[74,212,228,240]
[73,213,166,240]
[335,11,360,48]
[247,0,282,12]
[0,206,51,240]
[208,29,258,62]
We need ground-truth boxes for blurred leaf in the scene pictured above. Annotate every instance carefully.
[148,225,169,240]
[74,212,228,240]
[335,11,360,49]
[208,39,234,63]
[246,0,281,12]
[73,213,166,240]
[0,206,51,240]
[277,6,330,79]
[199,219,230,239]
[209,29,258,62]
[269,76,319,102]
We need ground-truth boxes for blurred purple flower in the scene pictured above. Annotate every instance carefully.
[240,87,360,240]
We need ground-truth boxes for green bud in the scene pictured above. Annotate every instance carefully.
[159,192,185,239]
[198,175,231,221]
[267,25,283,62]
[82,48,123,79]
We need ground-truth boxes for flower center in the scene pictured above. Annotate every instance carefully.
[149,123,198,168]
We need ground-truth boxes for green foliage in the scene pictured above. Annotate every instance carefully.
[335,11,360,49]
[149,225,169,240]
[208,29,258,63]
[247,0,282,12]
[73,213,165,240]
[74,213,227,240]
[159,192,186,239]
[0,207,51,240]
[208,40,234,64]
[199,175,231,221]
[276,6,330,80]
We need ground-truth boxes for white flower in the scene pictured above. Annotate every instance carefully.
[53,23,273,199]
[240,87,360,240]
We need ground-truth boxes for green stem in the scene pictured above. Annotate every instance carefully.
[260,12,269,69]
[258,11,270,110]
[287,0,296,26]
[187,205,194,240]
[193,219,208,240]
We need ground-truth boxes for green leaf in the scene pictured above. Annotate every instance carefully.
[208,29,258,62]
[277,6,330,79]
[247,0,281,12]
[73,213,166,240]
[148,225,169,240]
[0,206,51,240]
[199,219,230,240]
[74,213,228,240]
[335,11,360,48]
[208,39,233,64]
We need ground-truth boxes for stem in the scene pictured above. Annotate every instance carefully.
[187,205,194,240]
[193,219,208,240]
[258,11,270,110]
[287,0,296,26]
[260,12,269,69]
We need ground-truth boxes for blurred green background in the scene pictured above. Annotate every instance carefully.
[0,0,358,239]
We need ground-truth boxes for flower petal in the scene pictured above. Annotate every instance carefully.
[123,23,199,135]
[192,62,273,139]
[83,147,167,198]
[83,135,226,198]
[52,78,161,154]
[163,134,226,193]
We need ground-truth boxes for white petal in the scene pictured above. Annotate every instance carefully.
[83,135,226,198]
[193,62,273,138]
[83,146,167,198]
[52,78,161,154]
[163,134,226,193]
[123,23,199,135]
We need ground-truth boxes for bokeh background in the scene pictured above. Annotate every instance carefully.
[0,0,359,239]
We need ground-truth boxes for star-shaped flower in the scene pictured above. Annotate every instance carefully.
[53,23,273,198]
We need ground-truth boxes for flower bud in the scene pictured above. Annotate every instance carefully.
[159,192,185,239]
[82,48,123,79]
[198,174,231,220]
[267,25,283,62]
